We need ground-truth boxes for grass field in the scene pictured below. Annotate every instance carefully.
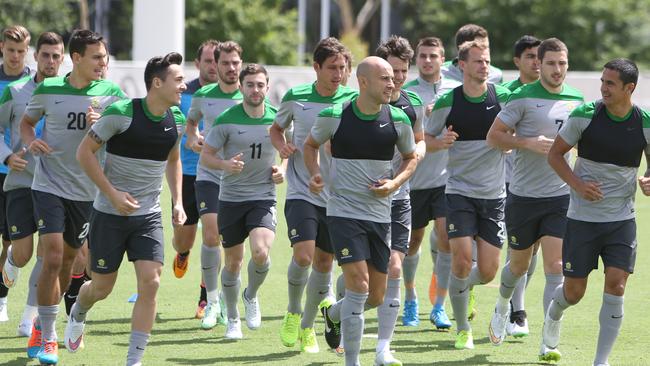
[1,179,650,366]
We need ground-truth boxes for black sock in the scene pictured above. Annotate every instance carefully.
[64,273,89,315]
[199,284,207,304]
[0,276,8,298]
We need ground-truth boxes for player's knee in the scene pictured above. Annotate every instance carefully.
[251,248,270,265]
[312,252,333,272]
[563,285,585,304]
[508,260,529,277]
[10,246,32,267]
[604,281,626,297]
[293,250,312,267]
[202,230,220,247]
[387,262,402,279]
[367,291,384,308]
[138,275,161,298]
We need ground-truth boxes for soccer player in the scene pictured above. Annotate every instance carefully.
[543,58,650,365]
[502,35,541,92]
[19,29,124,364]
[67,52,186,366]
[486,38,583,349]
[199,63,283,340]
[0,31,64,338]
[442,24,503,84]
[425,40,510,350]
[307,56,417,366]
[402,36,459,329]
[373,35,425,366]
[172,39,219,319]
[186,41,244,329]
[0,24,31,321]
[271,37,357,353]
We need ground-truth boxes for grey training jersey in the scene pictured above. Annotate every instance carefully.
[24,76,125,201]
[390,89,424,201]
[204,103,278,202]
[427,84,511,199]
[188,84,243,184]
[559,101,650,222]
[311,100,416,223]
[275,83,357,207]
[498,80,584,197]
[91,99,184,216]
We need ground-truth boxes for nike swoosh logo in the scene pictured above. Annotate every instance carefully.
[55,100,65,104]
[66,294,78,300]
[223,284,235,288]
[351,311,362,315]
[255,270,268,274]
[164,127,173,131]
[388,304,399,308]
[459,286,469,294]
[207,103,217,106]
[611,315,623,319]
[68,334,83,351]
[238,131,246,135]
[536,104,545,108]
[136,346,145,350]
[627,127,635,131]
[324,319,332,333]
[400,105,409,110]
[379,123,389,128]
[302,106,313,111]
[486,105,496,110]
[318,290,329,295]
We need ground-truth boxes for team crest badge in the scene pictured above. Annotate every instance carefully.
[565,262,572,270]
[98,258,106,267]
[341,248,350,257]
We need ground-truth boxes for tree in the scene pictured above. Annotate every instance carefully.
[185,0,298,65]
[0,1,76,43]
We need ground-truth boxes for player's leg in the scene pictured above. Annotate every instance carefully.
[64,241,90,316]
[243,225,274,330]
[171,175,199,280]
[222,241,244,339]
[431,215,452,329]
[402,227,423,326]
[127,260,162,365]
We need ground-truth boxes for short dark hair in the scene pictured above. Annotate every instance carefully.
[513,35,541,58]
[455,24,488,48]
[196,39,220,61]
[313,37,348,67]
[239,63,268,84]
[416,36,445,57]
[2,25,30,43]
[458,40,489,62]
[376,35,414,64]
[537,38,568,61]
[214,40,242,62]
[36,32,63,53]
[604,58,638,89]
[68,29,104,58]
[144,52,183,91]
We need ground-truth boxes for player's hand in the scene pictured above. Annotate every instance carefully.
[638,176,650,196]
[7,147,28,171]
[186,134,204,153]
[526,135,554,155]
[109,190,141,215]
[309,173,324,194]
[271,165,284,184]
[440,125,458,149]
[172,203,187,226]
[27,139,52,155]
[87,106,101,126]
[425,103,434,117]
[576,180,603,201]
[279,143,297,159]
[369,178,396,197]
[224,152,245,174]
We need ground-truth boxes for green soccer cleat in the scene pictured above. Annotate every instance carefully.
[467,287,477,321]
[299,327,319,353]
[454,329,474,350]
[280,312,300,347]
[538,343,561,363]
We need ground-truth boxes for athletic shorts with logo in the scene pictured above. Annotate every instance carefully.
[6,188,37,241]
[391,199,411,254]
[32,190,92,248]
[446,193,505,248]
[217,200,276,248]
[172,174,199,225]
[409,186,446,230]
[195,180,220,216]
[328,216,391,274]
[284,199,332,253]
[506,193,569,250]
[89,209,164,273]
[562,218,636,278]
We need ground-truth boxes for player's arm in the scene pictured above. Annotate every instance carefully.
[0,99,27,171]
[637,142,650,196]
[371,122,418,197]
[548,136,602,201]
[303,134,324,194]
[271,158,286,184]
[424,98,457,152]
[487,117,552,154]
[184,117,204,153]
[166,136,186,226]
[20,113,51,155]
[270,122,296,159]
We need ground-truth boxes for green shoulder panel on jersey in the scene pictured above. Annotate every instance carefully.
[641,108,650,128]
[388,104,412,126]
[0,84,13,105]
[193,83,243,100]
[281,83,358,104]
[102,99,133,118]
[569,101,596,119]
[317,102,344,119]
[171,106,186,125]
[33,76,125,97]
[403,79,420,89]
[214,103,277,126]
[0,75,31,105]
[494,84,511,103]
[405,89,423,106]
[506,80,584,103]
[501,78,523,92]
[432,88,454,111]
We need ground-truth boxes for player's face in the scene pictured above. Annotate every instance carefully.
[386,56,409,90]
[314,53,346,92]
[515,46,540,81]
[341,60,352,86]
[460,47,490,83]
[35,43,64,78]
[540,50,568,89]
[363,63,394,105]
[0,39,29,72]
[196,45,218,84]
[217,51,242,86]
[73,42,108,81]
[158,64,186,106]
[415,46,444,77]
[600,68,634,107]
[241,72,268,107]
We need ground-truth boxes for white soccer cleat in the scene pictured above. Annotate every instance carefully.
[17,318,33,337]
[507,311,529,338]
[224,318,243,340]
[488,307,509,346]
[64,314,86,353]
[0,298,8,322]
[2,255,19,288]
[374,349,402,366]
[200,301,221,330]
[242,291,261,330]
[542,312,562,349]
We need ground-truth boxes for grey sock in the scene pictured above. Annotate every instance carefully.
[221,269,241,320]
[341,289,367,366]
[377,278,400,344]
[595,293,624,365]
[434,252,451,307]
[467,263,483,286]
[70,301,92,323]
[336,273,345,301]
[499,263,521,300]
[510,274,527,312]
[201,244,222,303]
[287,258,309,314]
[301,268,331,329]
[402,251,419,297]
[126,330,149,366]
[449,274,470,331]
[329,298,343,323]
[245,258,270,299]
[26,256,43,307]
[548,285,571,321]
[526,252,538,287]
[430,228,438,266]
[38,304,59,341]
[544,273,564,316]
